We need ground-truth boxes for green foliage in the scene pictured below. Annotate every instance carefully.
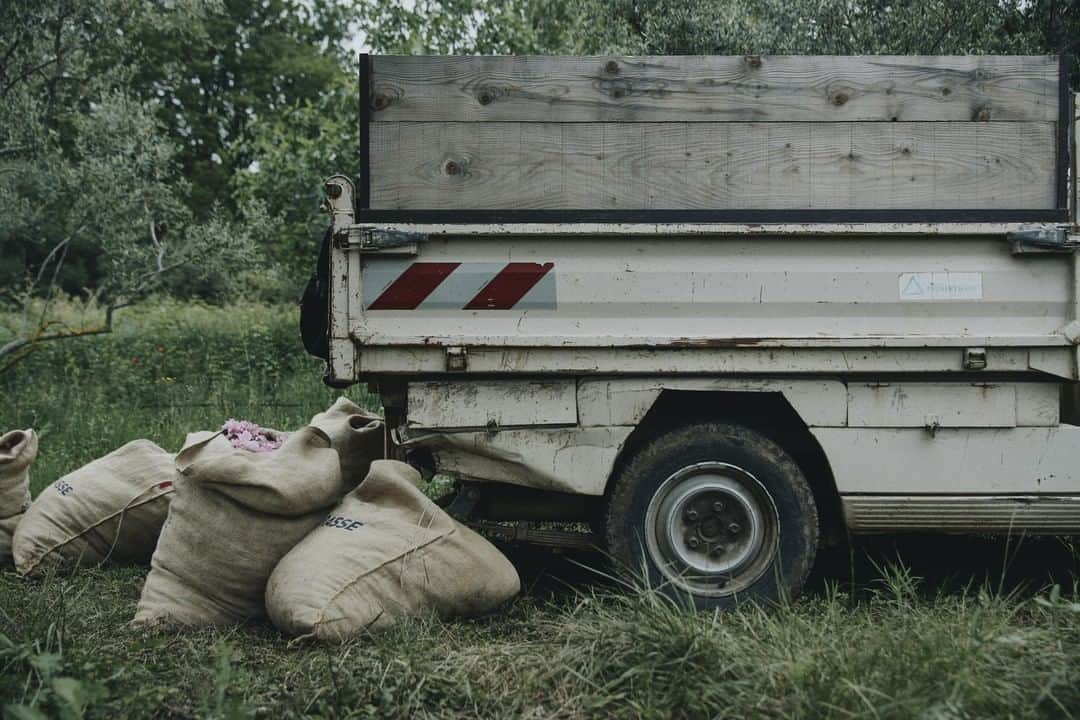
[0,573,108,720]
[129,0,349,218]
[0,0,348,311]
[1,0,182,297]
[360,0,576,54]
[233,72,358,296]
[568,0,1079,62]
[0,0,281,368]
[198,643,257,720]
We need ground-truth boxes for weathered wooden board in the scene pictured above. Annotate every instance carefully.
[369,121,1057,210]
[370,55,1059,123]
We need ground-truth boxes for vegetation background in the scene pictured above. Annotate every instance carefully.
[3,0,1079,352]
[4,1,1080,718]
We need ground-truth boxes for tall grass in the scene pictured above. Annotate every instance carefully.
[2,564,1078,718]
[0,300,372,495]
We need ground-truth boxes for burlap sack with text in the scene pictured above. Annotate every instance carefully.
[266,460,520,641]
[13,439,173,575]
[133,426,345,627]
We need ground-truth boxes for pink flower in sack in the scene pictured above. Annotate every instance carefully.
[221,419,285,452]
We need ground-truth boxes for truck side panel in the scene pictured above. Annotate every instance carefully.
[402,378,1079,508]
[349,235,1075,365]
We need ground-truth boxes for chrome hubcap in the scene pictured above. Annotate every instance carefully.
[645,461,778,597]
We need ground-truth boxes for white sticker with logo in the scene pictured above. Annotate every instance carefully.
[898,272,983,301]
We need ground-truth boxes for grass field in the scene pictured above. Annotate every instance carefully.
[2,304,1080,719]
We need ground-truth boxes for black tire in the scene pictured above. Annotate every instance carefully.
[604,423,818,610]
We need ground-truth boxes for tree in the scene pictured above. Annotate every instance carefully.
[359,0,576,55]
[566,0,1077,65]
[232,71,358,291]
[0,0,274,372]
[128,0,349,217]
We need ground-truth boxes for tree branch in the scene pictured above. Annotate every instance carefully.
[0,320,114,364]
[0,144,34,157]
[3,214,196,374]
[34,237,70,336]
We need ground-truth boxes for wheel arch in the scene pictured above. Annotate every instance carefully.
[604,387,845,542]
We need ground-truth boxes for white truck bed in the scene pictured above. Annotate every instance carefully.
[329,220,1079,381]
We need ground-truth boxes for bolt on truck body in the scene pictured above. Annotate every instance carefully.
[305,54,1080,607]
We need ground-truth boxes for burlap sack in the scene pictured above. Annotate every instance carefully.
[133,425,345,628]
[309,397,384,487]
[266,460,521,641]
[13,439,174,576]
[0,429,37,565]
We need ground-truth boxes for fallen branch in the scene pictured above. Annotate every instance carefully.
[0,302,121,373]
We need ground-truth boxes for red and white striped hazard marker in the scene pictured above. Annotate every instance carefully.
[365,262,556,310]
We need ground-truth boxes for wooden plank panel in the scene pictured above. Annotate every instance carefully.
[642,121,686,208]
[369,121,1057,210]
[371,55,1059,123]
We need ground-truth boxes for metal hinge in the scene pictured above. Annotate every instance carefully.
[334,227,429,254]
[1006,227,1079,254]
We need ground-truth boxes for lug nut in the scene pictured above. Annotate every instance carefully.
[687,537,700,549]
[684,508,699,521]
[712,501,725,513]
[728,522,742,535]
[710,544,727,556]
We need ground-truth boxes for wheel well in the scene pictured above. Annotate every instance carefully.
[609,390,844,543]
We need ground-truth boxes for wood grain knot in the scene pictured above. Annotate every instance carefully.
[443,159,463,176]
[372,94,390,110]
[744,55,762,69]
[973,107,991,122]
[831,92,849,106]
[605,60,619,74]
[477,91,494,105]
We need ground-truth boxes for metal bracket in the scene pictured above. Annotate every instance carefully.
[924,414,941,438]
[334,227,429,254]
[1006,226,1079,254]
[963,348,988,370]
[446,346,468,371]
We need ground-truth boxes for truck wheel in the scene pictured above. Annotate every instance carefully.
[604,423,818,610]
